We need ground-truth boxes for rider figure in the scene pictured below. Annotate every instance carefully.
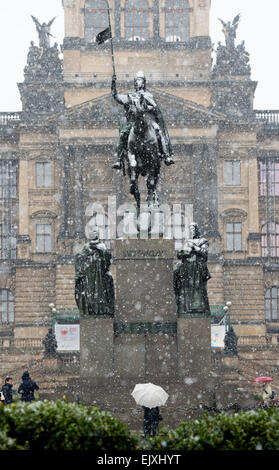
[111,70,174,170]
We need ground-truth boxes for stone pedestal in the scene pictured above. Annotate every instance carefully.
[80,317,114,378]
[113,238,177,379]
[177,316,211,381]
[114,238,176,322]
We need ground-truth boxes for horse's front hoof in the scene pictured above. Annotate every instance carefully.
[165,157,175,166]
[112,162,121,170]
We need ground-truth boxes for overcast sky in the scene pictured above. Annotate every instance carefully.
[0,0,278,111]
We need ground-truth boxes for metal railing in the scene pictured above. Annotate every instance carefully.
[0,337,43,349]
[63,70,205,83]
[0,112,21,126]
[255,110,279,125]
[1,108,278,127]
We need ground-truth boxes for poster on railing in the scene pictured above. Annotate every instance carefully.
[211,325,225,349]
[55,324,80,351]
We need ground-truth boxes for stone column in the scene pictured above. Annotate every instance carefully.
[193,143,219,238]
[247,155,261,256]
[74,146,85,239]
[18,160,29,235]
[153,0,160,39]
[114,0,121,37]
[18,160,31,258]
[58,145,72,240]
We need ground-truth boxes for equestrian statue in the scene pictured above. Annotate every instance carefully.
[111,71,174,208]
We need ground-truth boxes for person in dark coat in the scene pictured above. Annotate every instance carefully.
[18,371,39,402]
[142,406,162,438]
[1,376,14,405]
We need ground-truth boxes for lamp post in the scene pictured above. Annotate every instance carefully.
[223,301,232,330]
[48,303,56,330]
[223,301,238,355]
[226,301,232,329]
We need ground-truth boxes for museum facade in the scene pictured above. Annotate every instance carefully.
[0,0,279,384]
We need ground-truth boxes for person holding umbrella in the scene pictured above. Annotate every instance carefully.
[131,382,168,438]
[262,382,274,406]
[142,405,162,438]
[253,376,275,407]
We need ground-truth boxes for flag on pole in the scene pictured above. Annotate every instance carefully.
[96,26,112,45]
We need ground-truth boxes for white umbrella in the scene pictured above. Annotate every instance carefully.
[131,382,169,408]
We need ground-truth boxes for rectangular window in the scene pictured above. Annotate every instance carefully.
[226,222,242,251]
[0,160,17,198]
[265,287,279,321]
[36,163,51,187]
[225,160,241,185]
[0,222,16,260]
[0,289,14,324]
[36,224,52,253]
[260,161,279,196]
[262,222,279,257]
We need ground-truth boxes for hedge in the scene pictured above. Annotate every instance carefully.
[0,429,24,450]
[148,408,279,450]
[0,400,139,451]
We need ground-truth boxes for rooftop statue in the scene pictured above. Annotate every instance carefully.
[31,16,56,49]
[218,14,240,50]
[112,70,174,208]
[213,14,250,78]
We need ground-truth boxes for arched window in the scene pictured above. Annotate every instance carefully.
[125,0,149,41]
[84,0,109,42]
[0,289,14,324]
[165,0,190,42]
[261,222,279,257]
[265,287,279,321]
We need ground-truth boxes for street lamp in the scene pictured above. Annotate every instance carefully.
[48,303,56,313]
[223,301,232,330]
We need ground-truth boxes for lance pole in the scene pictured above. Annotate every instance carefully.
[105,0,116,77]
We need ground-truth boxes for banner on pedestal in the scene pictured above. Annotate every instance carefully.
[55,324,80,351]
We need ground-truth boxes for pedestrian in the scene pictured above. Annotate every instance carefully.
[142,406,162,438]
[1,376,14,405]
[262,382,274,406]
[18,371,39,402]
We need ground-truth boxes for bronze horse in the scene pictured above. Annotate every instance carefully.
[127,93,162,208]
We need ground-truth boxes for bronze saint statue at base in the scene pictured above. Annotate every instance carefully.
[174,223,211,316]
[75,226,114,316]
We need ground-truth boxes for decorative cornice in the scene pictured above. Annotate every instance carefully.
[220,208,248,220]
[30,210,57,220]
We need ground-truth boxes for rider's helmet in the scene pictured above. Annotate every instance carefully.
[134,70,146,90]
